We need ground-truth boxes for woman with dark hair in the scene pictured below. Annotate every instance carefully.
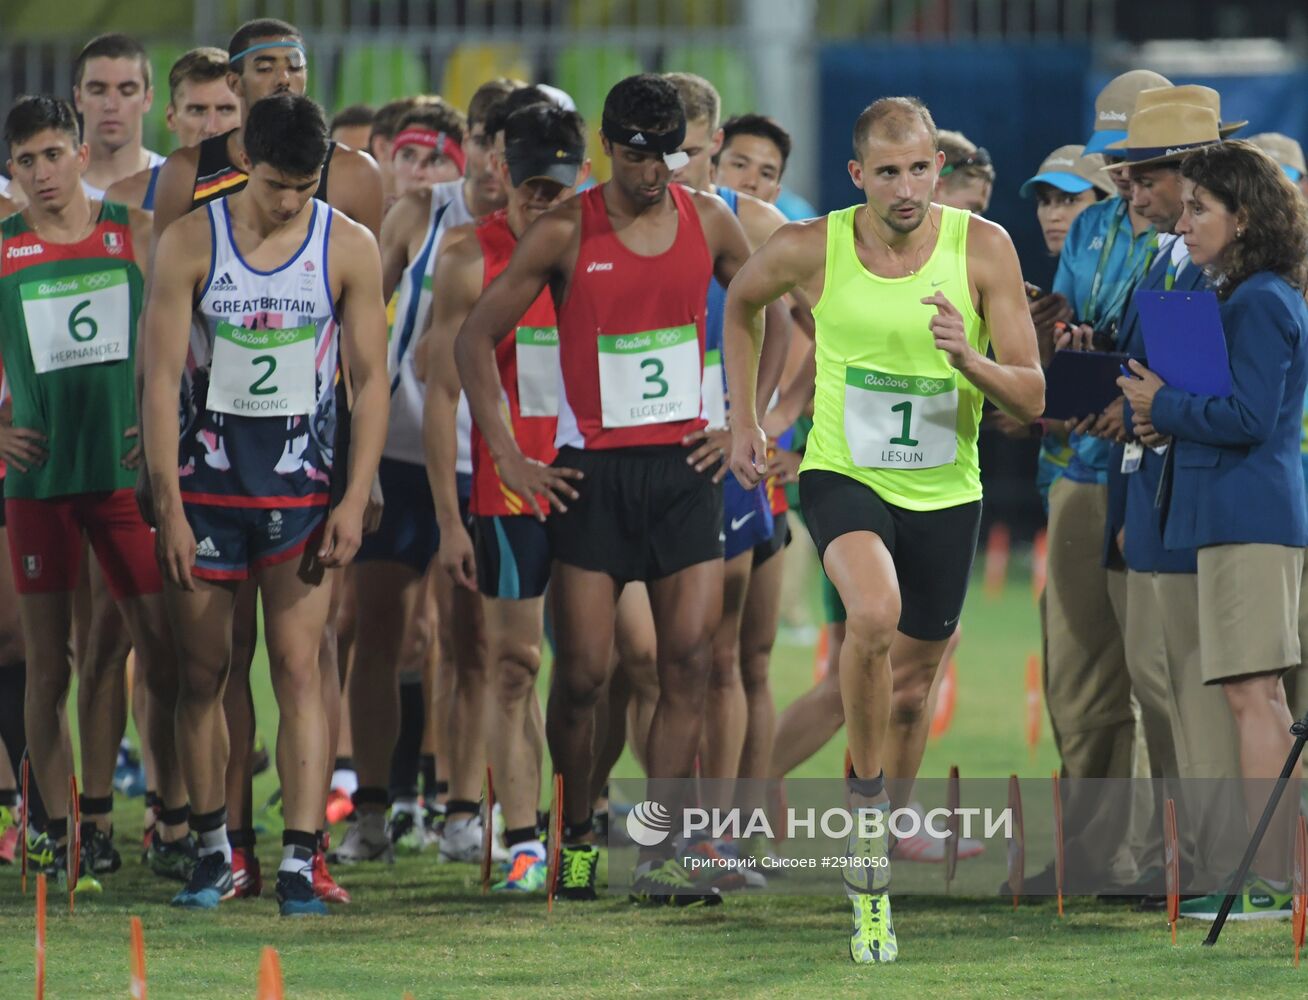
[1119,139,1308,919]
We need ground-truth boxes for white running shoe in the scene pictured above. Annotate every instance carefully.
[327,814,394,864]
[439,814,508,863]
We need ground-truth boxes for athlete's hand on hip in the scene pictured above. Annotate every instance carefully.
[363,473,385,535]
[729,420,768,490]
[318,500,365,568]
[121,425,143,470]
[498,451,582,521]
[439,524,477,591]
[155,508,197,592]
[0,423,47,473]
[922,291,972,370]
[682,427,733,483]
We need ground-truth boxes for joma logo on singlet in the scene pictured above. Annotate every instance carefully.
[586,261,614,273]
[5,243,43,258]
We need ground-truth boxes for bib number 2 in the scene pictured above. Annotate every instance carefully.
[844,366,958,469]
[208,321,316,417]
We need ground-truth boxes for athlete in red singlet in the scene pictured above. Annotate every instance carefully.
[455,74,764,905]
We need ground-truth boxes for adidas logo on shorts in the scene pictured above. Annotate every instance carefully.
[211,272,236,290]
[196,536,221,558]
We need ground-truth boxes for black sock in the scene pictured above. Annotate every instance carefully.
[227,827,256,850]
[505,825,537,848]
[352,786,388,811]
[0,663,45,826]
[80,793,113,818]
[446,799,479,820]
[420,754,438,796]
[0,788,16,808]
[47,817,68,844]
[159,803,191,828]
[387,678,424,801]
[333,756,354,772]
[563,815,593,844]
[846,766,886,800]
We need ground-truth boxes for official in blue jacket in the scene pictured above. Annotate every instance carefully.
[1119,140,1308,915]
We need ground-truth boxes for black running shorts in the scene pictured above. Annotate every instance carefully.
[798,469,981,641]
[547,445,723,583]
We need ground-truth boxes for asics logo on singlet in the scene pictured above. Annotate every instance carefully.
[5,243,43,258]
[211,271,236,290]
[195,537,221,558]
[915,377,945,394]
[586,261,614,273]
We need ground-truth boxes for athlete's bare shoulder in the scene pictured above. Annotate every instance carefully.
[324,143,383,237]
[152,144,203,235]
[125,207,154,269]
[733,190,788,250]
[382,185,433,247]
[105,168,152,210]
[327,206,381,258]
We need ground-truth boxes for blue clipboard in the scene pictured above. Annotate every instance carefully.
[1135,290,1233,397]
[1042,350,1131,420]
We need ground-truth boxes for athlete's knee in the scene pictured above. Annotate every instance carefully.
[494,642,541,706]
[708,641,742,690]
[843,595,900,659]
[177,657,228,706]
[555,664,608,712]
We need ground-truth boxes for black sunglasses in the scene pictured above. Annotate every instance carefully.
[940,146,992,176]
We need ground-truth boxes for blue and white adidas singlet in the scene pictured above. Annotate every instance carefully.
[385,177,475,473]
[180,196,340,507]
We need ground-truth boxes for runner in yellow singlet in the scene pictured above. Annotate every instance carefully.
[722,96,1044,965]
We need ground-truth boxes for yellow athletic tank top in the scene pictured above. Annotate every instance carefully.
[800,204,988,510]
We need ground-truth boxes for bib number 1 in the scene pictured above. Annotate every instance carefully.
[208,321,317,417]
[844,366,958,469]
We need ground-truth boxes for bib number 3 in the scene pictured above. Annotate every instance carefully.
[208,321,317,417]
[598,324,701,428]
[844,366,958,469]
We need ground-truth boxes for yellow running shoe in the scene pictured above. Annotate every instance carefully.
[849,891,898,964]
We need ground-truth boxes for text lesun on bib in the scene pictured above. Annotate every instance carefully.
[844,366,958,469]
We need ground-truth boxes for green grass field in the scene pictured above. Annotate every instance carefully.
[1,561,1302,998]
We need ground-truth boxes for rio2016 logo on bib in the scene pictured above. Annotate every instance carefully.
[514,326,560,418]
[844,365,959,469]
[20,268,131,374]
[597,323,701,428]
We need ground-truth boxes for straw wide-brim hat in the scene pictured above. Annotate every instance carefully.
[1130,84,1246,138]
[1104,103,1222,171]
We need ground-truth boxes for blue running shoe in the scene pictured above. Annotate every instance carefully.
[113,741,147,798]
[171,852,233,910]
[276,870,328,917]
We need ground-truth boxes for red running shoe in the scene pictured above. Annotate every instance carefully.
[313,840,351,904]
[325,787,354,825]
[229,846,263,899]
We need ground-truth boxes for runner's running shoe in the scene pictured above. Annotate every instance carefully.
[312,843,350,904]
[82,826,122,875]
[171,852,234,909]
[630,857,723,907]
[1180,876,1294,921]
[0,806,18,864]
[328,815,394,864]
[147,831,197,882]
[849,891,898,964]
[276,870,328,917]
[555,844,601,900]
[387,808,428,853]
[113,741,146,797]
[439,814,505,863]
[230,846,263,898]
[325,787,354,825]
[493,851,549,892]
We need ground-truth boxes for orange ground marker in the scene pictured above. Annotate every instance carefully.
[129,915,147,999]
[929,657,958,740]
[35,873,47,1000]
[984,522,1011,598]
[257,946,285,1000]
[1025,654,1041,757]
[1293,814,1306,967]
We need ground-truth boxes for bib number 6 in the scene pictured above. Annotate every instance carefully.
[68,299,98,343]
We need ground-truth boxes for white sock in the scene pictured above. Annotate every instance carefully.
[511,840,546,862]
[279,843,314,879]
[391,796,420,817]
[199,824,232,865]
[331,768,359,795]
